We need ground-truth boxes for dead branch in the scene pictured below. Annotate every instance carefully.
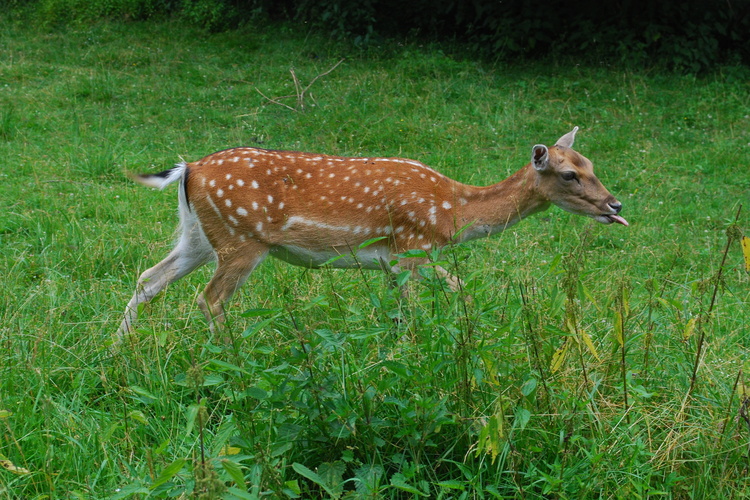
[256,58,345,112]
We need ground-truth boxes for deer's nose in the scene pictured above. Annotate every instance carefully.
[609,201,622,214]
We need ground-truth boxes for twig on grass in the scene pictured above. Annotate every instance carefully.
[256,58,346,112]
[254,87,297,112]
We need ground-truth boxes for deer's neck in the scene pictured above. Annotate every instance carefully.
[453,164,549,242]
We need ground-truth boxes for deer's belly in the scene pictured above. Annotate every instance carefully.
[269,243,393,270]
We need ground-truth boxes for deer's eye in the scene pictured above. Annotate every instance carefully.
[561,171,577,181]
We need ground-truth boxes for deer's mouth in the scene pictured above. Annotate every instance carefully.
[599,214,629,226]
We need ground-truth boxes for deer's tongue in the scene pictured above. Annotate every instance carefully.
[609,214,629,226]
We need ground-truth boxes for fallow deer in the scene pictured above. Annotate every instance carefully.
[117,127,627,339]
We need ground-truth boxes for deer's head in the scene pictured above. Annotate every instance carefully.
[531,127,628,226]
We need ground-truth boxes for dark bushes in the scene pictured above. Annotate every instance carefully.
[11,0,750,71]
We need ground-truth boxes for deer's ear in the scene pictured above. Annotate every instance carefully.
[532,144,549,171]
[555,126,579,148]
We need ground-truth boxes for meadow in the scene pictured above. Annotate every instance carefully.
[0,16,749,499]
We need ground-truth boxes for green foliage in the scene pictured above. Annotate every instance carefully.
[9,0,749,71]
[181,0,239,32]
[34,0,176,24]
[453,0,750,72]
[0,15,749,499]
[293,0,377,44]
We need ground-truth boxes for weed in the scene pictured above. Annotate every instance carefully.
[0,102,15,141]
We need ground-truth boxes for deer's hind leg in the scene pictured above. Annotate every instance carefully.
[197,241,269,333]
[117,224,214,342]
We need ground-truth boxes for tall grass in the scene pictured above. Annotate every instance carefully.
[0,17,748,498]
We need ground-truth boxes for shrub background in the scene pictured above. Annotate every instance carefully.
[6,0,749,72]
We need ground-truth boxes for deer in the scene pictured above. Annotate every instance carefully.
[116,127,627,341]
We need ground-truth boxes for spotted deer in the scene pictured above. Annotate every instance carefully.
[117,127,627,339]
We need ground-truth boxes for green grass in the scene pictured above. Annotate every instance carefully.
[1,17,749,499]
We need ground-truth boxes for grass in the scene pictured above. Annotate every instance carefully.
[0,16,749,499]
